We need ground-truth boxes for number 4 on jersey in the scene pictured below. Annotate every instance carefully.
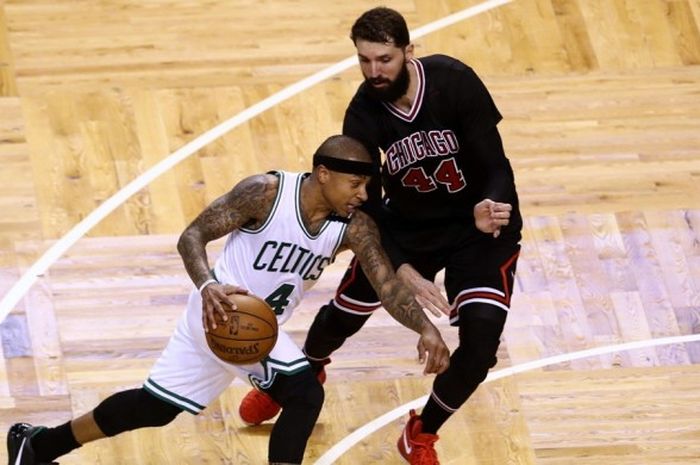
[401,158,466,193]
[265,283,294,315]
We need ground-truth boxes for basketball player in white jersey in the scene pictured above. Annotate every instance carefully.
[7,135,450,465]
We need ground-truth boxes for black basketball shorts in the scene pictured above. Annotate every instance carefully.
[331,225,520,325]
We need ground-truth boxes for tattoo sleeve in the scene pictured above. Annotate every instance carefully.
[343,211,431,334]
[177,174,276,289]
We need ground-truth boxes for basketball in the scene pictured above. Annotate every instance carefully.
[205,293,278,365]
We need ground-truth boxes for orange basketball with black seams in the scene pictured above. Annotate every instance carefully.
[205,293,278,365]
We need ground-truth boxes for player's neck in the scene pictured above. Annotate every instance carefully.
[299,177,332,233]
[391,61,418,112]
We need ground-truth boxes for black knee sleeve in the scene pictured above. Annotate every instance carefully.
[460,311,505,375]
[433,307,507,408]
[303,301,370,361]
[267,368,324,413]
[93,388,183,437]
[268,369,325,463]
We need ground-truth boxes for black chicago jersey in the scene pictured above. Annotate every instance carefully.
[343,54,521,235]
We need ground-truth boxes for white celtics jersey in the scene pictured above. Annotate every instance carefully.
[213,171,348,325]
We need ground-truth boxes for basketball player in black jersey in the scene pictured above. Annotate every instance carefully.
[239,7,522,465]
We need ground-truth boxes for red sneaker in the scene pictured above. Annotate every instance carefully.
[238,388,281,426]
[238,367,327,425]
[397,409,440,464]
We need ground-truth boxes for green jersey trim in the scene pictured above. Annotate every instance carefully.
[249,356,310,390]
[143,377,205,415]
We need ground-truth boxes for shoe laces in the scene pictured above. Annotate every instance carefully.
[410,432,439,464]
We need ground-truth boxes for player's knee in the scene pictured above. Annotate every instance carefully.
[472,343,499,375]
[299,379,324,415]
[133,390,182,427]
[466,328,502,374]
[94,388,182,437]
[319,302,370,338]
[286,378,324,415]
[274,370,324,414]
[447,345,491,387]
[304,302,371,361]
[452,309,507,381]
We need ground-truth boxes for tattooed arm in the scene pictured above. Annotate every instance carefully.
[341,210,450,374]
[177,173,278,330]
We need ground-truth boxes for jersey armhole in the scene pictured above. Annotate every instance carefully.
[239,171,284,234]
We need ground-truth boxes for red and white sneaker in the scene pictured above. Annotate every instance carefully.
[397,409,440,464]
[238,366,327,425]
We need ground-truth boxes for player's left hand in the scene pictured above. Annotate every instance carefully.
[474,198,511,238]
[417,324,450,375]
[397,264,450,317]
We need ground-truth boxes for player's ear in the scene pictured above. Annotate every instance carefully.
[316,165,330,184]
[404,43,414,61]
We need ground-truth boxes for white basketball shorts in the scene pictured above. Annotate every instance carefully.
[143,289,309,414]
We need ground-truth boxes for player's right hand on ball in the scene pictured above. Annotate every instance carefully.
[200,283,249,332]
[417,325,450,375]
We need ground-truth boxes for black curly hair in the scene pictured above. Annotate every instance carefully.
[350,7,410,48]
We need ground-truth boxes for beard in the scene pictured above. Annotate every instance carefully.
[364,63,410,102]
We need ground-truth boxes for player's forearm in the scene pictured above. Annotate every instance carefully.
[377,278,432,334]
[471,127,517,203]
[177,228,214,288]
[483,170,517,205]
[346,211,432,333]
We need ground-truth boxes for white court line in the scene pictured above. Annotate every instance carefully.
[314,333,700,465]
[0,57,356,322]
[0,0,512,323]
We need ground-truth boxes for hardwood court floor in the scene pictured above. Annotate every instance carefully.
[1,0,699,463]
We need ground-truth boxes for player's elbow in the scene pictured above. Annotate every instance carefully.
[176,227,199,257]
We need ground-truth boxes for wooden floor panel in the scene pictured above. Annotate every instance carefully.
[0,0,699,463]
[15,365,699,465]
[2,207,699,462]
